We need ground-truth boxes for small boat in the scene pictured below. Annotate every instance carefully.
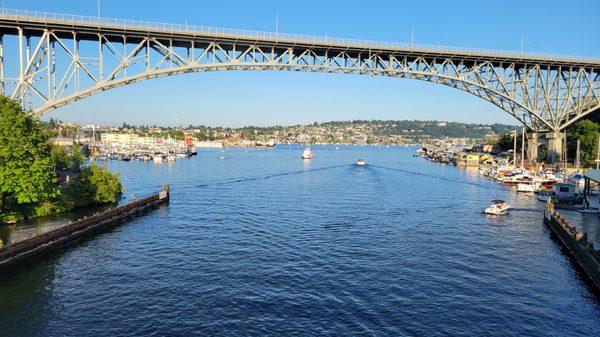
[537,190,554,202]
[153,155,164,163]
[302,147,314,159]
[356,158,366,166]
[484,200,510,215]
[121,155,132,162]
[219,156,225,160]
[517,183,538,193]
[166,155,176,162]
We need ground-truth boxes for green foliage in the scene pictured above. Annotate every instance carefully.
[50,145,85,172]
[0,96,123,224]
[496,132,522,152]
[537,144,548,163]
[67,165,122,206]
[566,119,600,166]
[0,95,58,220]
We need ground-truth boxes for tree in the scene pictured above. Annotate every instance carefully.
[567,119,599,166]
[51,145,85,172]
[69,165,122,205]
[0,96,58,221]
[496,132,522,152]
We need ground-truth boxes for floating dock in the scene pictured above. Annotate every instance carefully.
[544,200,600,292]
[0,185,170,269]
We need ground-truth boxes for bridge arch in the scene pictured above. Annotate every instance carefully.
[33,62,551,129]
[0,9,598,134]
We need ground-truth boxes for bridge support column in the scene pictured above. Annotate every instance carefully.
[545,132,564,164]
[526,132,540,162]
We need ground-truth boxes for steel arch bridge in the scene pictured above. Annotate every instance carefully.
[0,9,598,134]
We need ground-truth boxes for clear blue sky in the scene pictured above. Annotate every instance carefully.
[11,0,600,127]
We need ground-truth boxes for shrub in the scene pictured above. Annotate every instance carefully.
[67,165,123,206]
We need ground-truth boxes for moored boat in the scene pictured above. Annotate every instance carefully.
[517,183,539,193]
[356,158,366,166]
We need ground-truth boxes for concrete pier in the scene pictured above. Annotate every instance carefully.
[544,201,600,292]
[526,131,565,163]
[527,132,540,161]
[546,132,565,164]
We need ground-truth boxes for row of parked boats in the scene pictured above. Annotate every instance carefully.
[479,165,587,204]
[416,147,598,214]
[91,148,198,163]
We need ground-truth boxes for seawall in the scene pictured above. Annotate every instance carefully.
[0,185,170,269]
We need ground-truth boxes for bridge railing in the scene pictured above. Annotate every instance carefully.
[0,8,598,65]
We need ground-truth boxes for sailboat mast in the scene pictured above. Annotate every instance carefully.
[575,139,580,172]
[564,131,568,172]
[521,127,525,168]
[513,129,517,166]
[597,134,600,169]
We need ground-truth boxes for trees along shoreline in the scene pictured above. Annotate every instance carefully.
[0,96,123,224]
[491,115,599,167]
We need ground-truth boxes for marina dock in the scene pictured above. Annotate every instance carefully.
[0,185,170,270]
[544,200,600,292]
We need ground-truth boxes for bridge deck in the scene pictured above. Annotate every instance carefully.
[0,8,598,68]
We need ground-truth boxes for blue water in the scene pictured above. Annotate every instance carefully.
[1,146,599,336]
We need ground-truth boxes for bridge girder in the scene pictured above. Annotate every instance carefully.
[0,13,598,132]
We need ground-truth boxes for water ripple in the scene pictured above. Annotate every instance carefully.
[1,146,599,336]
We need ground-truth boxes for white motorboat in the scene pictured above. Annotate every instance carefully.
[536,190,554,202]
[517,183,538,193]
[219,156,225,160]
[153,155,164,163]
[356,158,366,166]
[484,200,510,215]
[302,147,314,159]
[166,155,176,162]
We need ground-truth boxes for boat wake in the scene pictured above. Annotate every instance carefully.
[195,164,350,188]
[508,207,544,213]
[369,164,507,191]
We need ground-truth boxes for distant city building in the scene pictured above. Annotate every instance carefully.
[101,133,162,146]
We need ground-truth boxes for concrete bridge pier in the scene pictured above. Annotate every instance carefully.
[546,132,565,164]
[527,132,540,161]
[526,131,564,163]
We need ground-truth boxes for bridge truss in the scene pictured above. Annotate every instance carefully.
[0,9,598,132]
